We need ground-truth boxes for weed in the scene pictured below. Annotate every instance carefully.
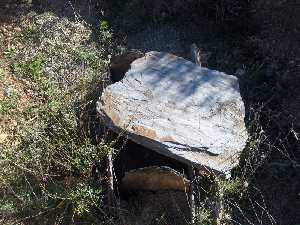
[14,56,44,81]
[0,95,19,116]
[22,24,40,39]
[47,100,61,112]
[0,199,17,215]
[4,47,16,58]
[221,177,242,196]
[28,57,44,80]
[194,207,213,225]
[69,183,103,216]
[0,68,4,79]
[76,49,99,63]
[98,20,114,51]
[100,20,109,30]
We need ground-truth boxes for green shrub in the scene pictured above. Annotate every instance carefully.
[0,10,115,225]
[0,75,110,222]
[22,24,40,39]
[4,47,16,58]
[1,52,110,224]
[0,68,4,79]
[13,55,44,81]
[98,20,114,53]
[194,207,213,225]
[221,177,242,195]
[0,94,19,115]
[69,183,103,216]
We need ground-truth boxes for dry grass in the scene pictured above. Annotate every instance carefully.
[0,8,116,224]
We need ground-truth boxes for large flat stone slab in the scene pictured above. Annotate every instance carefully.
[97,51,248,174]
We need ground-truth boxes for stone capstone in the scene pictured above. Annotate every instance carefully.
[97,51,248,174]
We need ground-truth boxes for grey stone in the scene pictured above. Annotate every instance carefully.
[97,51,248,174]
[4,87,14,97]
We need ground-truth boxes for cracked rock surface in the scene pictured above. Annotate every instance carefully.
[97,51,248,174]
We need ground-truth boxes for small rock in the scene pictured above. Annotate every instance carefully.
[2,28,8,33]
[4,87,14,97]
[14,27,22,32]
[0,133,8,143]
[243,181,249,188]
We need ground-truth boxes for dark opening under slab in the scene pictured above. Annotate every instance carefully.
[113,138,189,190]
